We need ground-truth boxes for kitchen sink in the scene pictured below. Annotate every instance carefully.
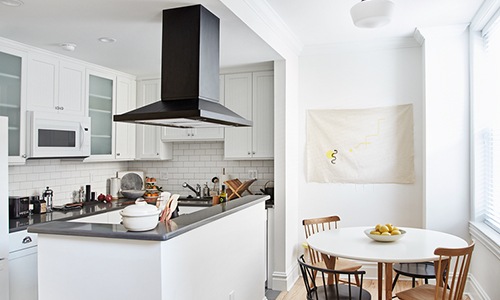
[177,196,212,205]
[178,196,212,201]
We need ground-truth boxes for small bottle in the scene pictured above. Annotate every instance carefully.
[219,184,227,203]
[40,199,47,214]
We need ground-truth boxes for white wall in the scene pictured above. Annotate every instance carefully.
[297,45,424,240]
[418,26,471,240]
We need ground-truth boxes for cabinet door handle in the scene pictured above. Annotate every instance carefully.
[252,151,256,155]
[55,106,59,110]
[116,153,120,156]
[247,151,251,155]
[22,154,27,158]
[22,236,32,244]
[0,257,4,261]
[60,106,64,110]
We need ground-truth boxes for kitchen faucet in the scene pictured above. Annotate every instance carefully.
[182,182,201,198]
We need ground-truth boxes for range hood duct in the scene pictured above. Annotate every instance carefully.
[113,5,252,128]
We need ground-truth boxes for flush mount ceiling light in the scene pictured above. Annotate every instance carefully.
[350,0,395,28]
[1,0,24,7]
[98,37,117,43]
[60,43,76,51]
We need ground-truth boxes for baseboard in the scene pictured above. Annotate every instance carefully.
[271,263,300,291]
[466,273,491,300]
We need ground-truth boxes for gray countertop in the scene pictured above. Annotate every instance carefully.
[28,195,269,241]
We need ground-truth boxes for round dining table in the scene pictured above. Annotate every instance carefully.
[306,227,467,300]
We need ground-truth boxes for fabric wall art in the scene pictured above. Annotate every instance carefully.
[306,104,415,184]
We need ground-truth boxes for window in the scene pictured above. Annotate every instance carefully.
[471,8,500,234]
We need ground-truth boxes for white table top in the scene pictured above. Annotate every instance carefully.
[306,227,467,263]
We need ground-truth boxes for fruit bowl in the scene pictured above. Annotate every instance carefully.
[364,229,406,242]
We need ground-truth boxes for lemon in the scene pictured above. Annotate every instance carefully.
[379,225,389,233]
[381,232,391,236]
[391,230,401,235]
[375,224,381,231]
[386,224,393,231]
[370,230,381,235]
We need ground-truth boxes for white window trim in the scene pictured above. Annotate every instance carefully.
[469,221,500,259]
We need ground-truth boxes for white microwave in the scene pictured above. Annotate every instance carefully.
[27,111,91,158]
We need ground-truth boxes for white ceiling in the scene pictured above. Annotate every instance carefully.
[0,0,484,77]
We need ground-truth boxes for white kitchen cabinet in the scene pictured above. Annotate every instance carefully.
[136,79,172,160]
[8,230,38,300]
[87,70,115,159]
[27,53,86,116]
[115,76,136,160]
[161,75,225,142]
[0,45,27,164]
[224,71,274,159]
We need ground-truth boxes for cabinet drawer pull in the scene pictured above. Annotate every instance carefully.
[22,236,32,244]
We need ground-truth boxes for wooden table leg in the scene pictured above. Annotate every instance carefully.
[378,263,383,300]
[321,253,336,285]
[385,262,393,300]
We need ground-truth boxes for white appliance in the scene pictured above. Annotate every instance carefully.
[1,117,10,300]
[26,111,91,158]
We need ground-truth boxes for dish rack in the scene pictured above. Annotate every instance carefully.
[223,178,257,200]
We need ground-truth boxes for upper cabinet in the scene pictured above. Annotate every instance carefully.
[115,76,136,160]
[0,45,27,164]
[26,53,85,116]
[136,79,172,160]
[87,70,115,159]
[224,71,274,160]
[161,75,225,142]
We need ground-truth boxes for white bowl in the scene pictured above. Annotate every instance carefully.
[364,228,406,242]
[120,200,159,231]
[121,189,145,199]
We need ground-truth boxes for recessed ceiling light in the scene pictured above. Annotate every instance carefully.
[98,37,117,43]
[1,0,24,7]
[60,43,76,51]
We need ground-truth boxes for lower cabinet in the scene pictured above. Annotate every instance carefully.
[8,230,38,300]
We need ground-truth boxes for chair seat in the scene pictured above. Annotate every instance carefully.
[310,284,372,300]
[396,284,457,300]
[393,262,435,279]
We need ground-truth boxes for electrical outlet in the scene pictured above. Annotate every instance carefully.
[248,169,258,179]
[160,171,168,180]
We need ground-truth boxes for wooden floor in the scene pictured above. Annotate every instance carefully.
[275,279,471,300]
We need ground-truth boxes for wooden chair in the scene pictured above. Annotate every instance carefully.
[391,262,436,290]
[303,216,363,285]
[298,255,371,300]
[396,243,475,300]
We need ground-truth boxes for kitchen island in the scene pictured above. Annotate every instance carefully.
[29,195,268,300]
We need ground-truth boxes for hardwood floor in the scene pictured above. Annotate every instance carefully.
[274,279,471,300]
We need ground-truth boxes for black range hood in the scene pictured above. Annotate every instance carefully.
[113,5,252,128]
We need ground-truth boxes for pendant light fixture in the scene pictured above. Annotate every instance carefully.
[350,0,395,28]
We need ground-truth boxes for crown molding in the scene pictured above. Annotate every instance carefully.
[300,37,421,56]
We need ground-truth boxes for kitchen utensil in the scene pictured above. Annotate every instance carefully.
[120,199,160,231]
[160,194,180,222]
[211,176,220,194]
[117,171,144,190]
[224,178,256,200]
[42,186,53,212]
[121,190,145,199]
[364,228,406,242]
[261,181,274,200]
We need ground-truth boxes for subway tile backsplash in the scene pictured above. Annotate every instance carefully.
[8,141,274,206]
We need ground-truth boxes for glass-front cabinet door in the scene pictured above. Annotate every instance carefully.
[0,46,27,164]
[88,71,115,158]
